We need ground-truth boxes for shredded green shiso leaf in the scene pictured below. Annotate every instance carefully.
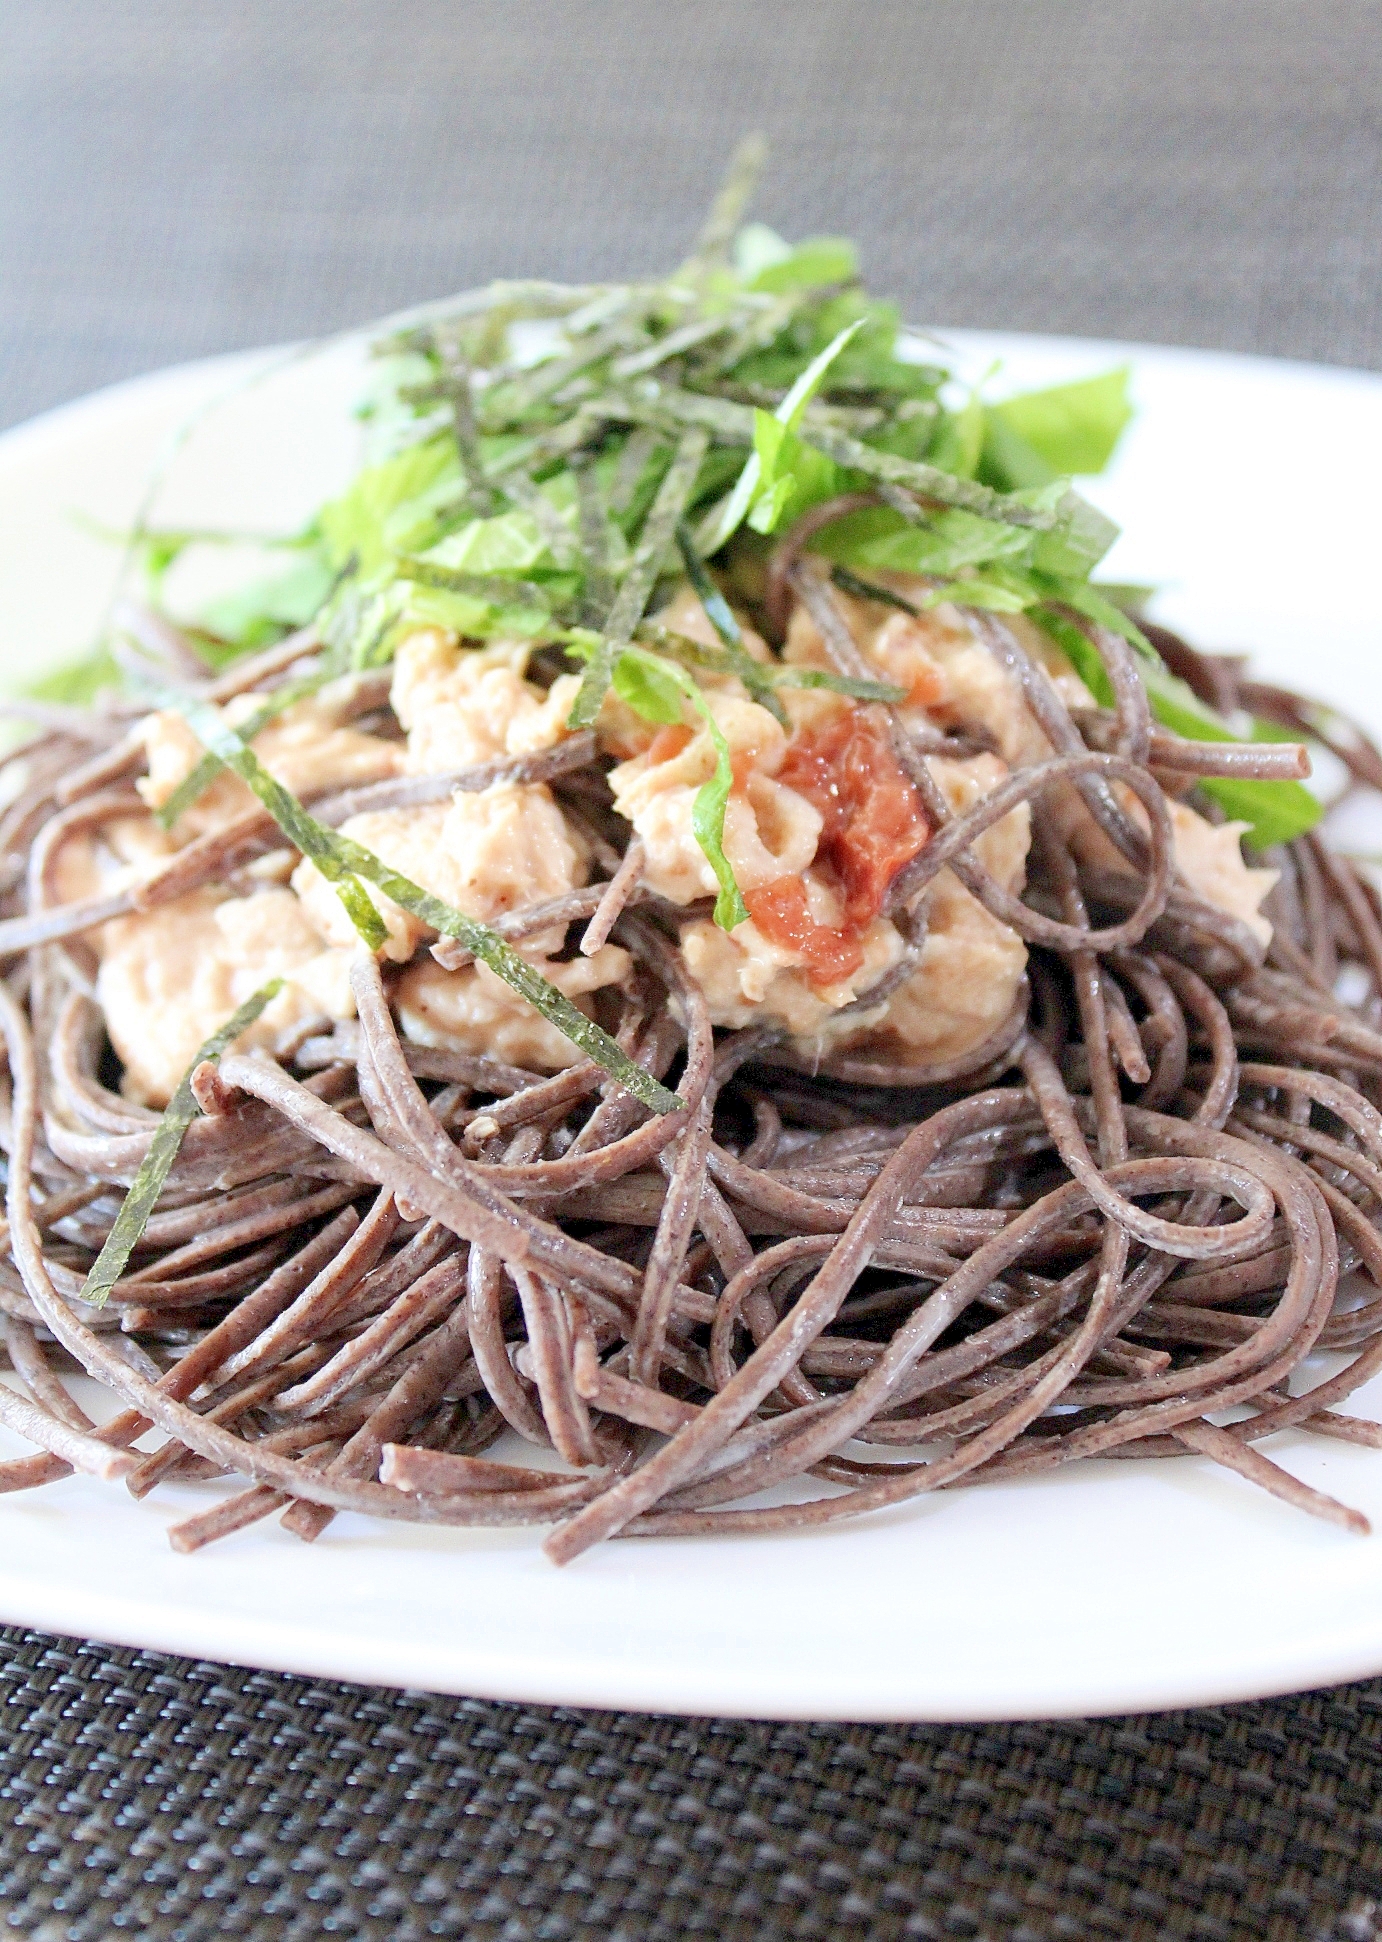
[78,980,284,1308]
[38,139,1319,1037]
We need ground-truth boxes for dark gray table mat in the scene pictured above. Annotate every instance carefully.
[3,0,1381,436]
[3,5,1382,1939]
[1,1626,1381,1942]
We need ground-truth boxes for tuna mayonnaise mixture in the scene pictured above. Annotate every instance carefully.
[60,582,1278,1106]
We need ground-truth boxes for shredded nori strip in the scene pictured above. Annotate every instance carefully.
[154,670,327,831]
[395,559,554,614]
[328,823,682,1112]
[77,980,284,1308]
[180,695,389,949]
[568,425,710,728]
[637,620,906,710]
[830,565,922,615]
[691,131,767,268]
[802,423,1060,528]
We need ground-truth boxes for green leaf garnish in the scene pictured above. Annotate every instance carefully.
[416,505,562,578]
[746,235,859,295]
[1031,601,1321,849]
[696,319,866,554]
[981,367,1134,487]
[746,411,850,536]
[78,980,284,1308]
[92,157,1276,871]
[20,645,122,708]
[320,436,460,576]
[926,390,987,480]
[609,643,749,931]
[97,162,1138,753]
[196,548,337,653]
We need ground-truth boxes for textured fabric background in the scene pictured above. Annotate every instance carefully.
[1,1628,1381,1942]
[2,0,1381,432]
[3,4,1382,1939]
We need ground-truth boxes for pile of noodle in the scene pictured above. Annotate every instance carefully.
[2,548,1381,1563]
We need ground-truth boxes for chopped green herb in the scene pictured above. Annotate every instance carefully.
[926,390,987,481]
[419,504,567,577]
[747,235,859,296]
[747,411,850,536]
[54,155,1150,743]
[320,437,459,576]
[696,319,866,554]
[1030,604,1321,848]
[57,146,1297,880]
[196,548,337,654]
[21,645,122,708]
[981,367,1134,488]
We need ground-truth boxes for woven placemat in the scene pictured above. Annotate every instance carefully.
[0,1625,1378,1942]
[4,0,1382,431]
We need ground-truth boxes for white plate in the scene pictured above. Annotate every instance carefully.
[1,331,1382,1722]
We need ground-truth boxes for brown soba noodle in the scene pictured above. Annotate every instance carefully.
[2,541,1382,1564]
